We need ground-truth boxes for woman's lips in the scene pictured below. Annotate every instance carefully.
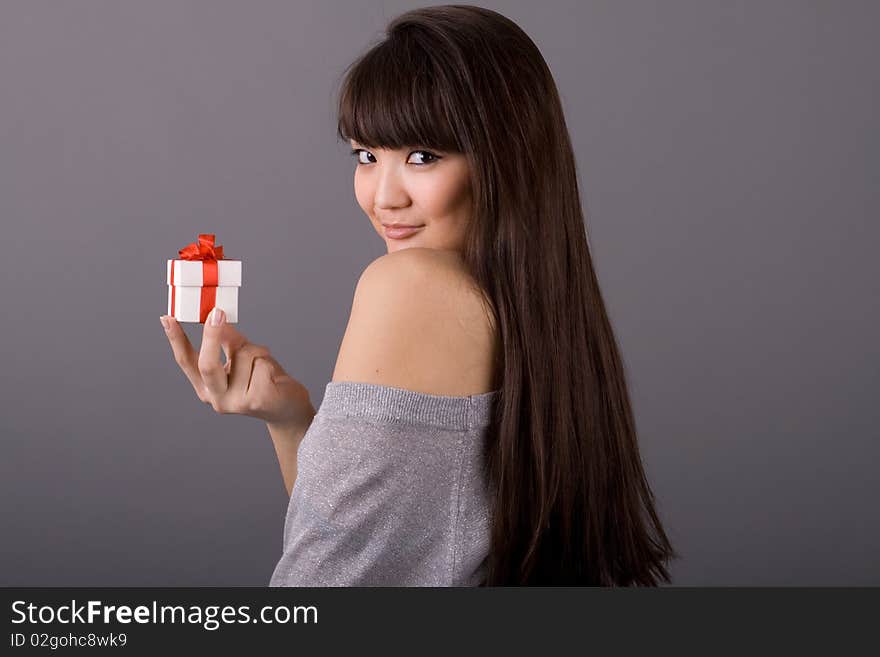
[383,225,424,239]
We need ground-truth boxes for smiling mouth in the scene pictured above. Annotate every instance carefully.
[383,225,424,239]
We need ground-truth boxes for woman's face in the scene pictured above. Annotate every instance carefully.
[350,140,472,254]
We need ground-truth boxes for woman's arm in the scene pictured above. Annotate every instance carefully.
[266,408,316,497]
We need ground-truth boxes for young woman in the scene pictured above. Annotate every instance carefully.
[160,5,678,586]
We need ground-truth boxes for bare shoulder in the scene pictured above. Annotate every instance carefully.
[331,248,499,396]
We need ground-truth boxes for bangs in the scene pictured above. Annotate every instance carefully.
[336,33,465,154]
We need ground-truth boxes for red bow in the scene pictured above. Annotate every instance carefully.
[171,233,227,323]
[178,233,225,261]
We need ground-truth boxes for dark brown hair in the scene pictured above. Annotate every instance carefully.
[336,4,679,585]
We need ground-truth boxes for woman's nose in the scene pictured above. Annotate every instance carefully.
[373,167,410,209]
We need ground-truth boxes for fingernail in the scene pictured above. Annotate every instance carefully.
[160,316,170,331]
[210,308,224,326]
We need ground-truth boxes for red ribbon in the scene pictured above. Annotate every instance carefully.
[171,233,226,323]
[178,233,225,263]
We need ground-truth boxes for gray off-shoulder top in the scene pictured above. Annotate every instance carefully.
[269,380,499,587]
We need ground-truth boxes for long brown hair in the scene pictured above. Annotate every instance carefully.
[335,4,679,585]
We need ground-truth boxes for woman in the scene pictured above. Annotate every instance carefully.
[160,4,678,586]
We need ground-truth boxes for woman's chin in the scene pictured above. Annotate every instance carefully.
[387,241,418,253]
[384,235,425,252]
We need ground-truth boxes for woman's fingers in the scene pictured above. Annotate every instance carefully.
[219,322,249,369]
[161,315,209,401]
[227,344,272,411]
[162,308,277,417]
[198,308,233,399]
[248,357,279,410]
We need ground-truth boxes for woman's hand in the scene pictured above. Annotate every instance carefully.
[160,308,315,432]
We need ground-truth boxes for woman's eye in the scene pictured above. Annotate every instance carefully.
[349,148,440,166]
[349,148,375,165]
[408,150,439,165]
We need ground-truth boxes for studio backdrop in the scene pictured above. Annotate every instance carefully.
[0,0,877,586]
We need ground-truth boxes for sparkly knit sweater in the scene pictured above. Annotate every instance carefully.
[268,380,499,587]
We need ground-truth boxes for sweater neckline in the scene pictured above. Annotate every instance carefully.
[320,380,500,430]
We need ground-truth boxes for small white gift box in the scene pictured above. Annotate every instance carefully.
[166,234,241,323]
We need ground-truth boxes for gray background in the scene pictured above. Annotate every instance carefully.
[1,0,877,586]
